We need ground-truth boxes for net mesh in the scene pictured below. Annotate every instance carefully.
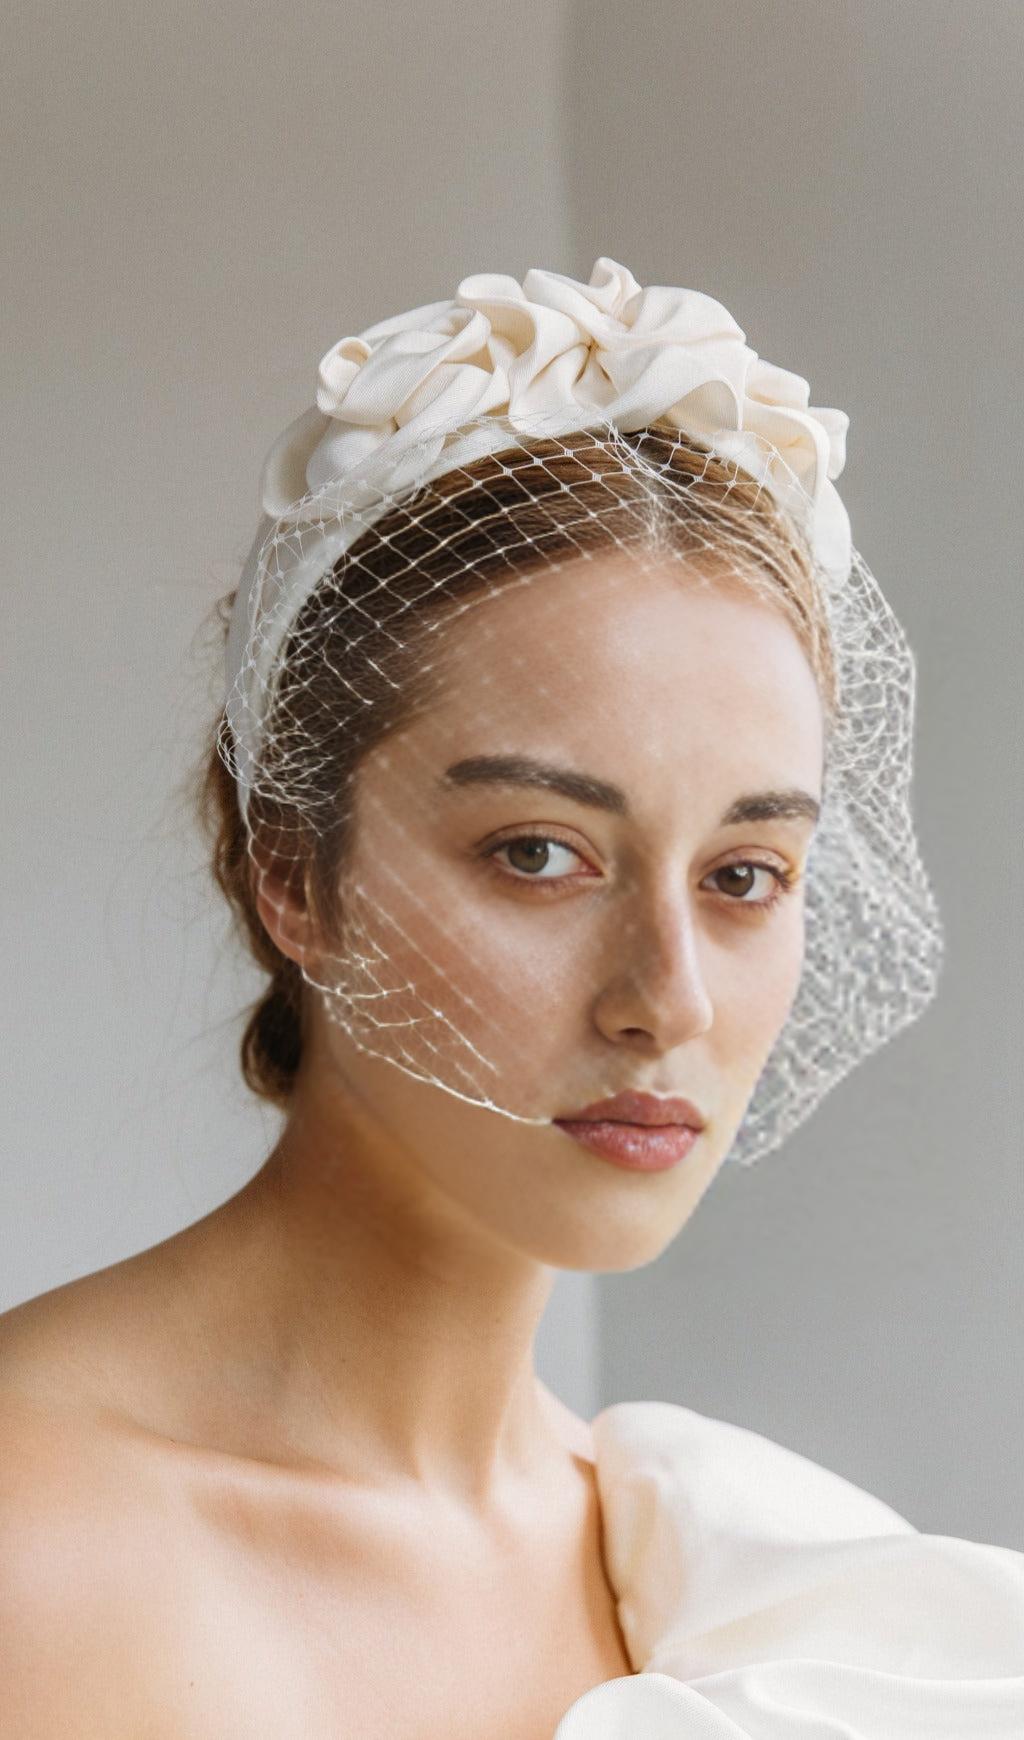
[217,407,944,1167]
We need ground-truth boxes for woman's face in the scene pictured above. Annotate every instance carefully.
[289,553,825,1271]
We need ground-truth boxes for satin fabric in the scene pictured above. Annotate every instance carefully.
[274,257,851,582]
[224,258,853,820]
[552,1401,1024,1737]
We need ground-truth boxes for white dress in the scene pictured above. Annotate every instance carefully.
[552,1401,1024,1737]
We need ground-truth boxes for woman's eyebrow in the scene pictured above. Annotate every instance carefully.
[439,755,820,827]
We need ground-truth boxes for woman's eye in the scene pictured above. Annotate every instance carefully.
[706,862,793,907]
[485,835,588,882]
[482,837,794,910]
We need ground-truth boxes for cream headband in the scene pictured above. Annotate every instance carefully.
[223,256,851,823]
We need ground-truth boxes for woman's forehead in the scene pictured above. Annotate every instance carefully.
[431,556,815,687]
[404,566,825,784]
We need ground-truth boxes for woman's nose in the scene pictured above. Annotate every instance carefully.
[591,882,714,1052]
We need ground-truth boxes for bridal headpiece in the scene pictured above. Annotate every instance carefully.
[219,256,944,1164]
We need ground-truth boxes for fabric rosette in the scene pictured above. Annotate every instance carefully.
[256,256,851,585]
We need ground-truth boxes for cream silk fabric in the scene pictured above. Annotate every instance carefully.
[260,256,851,586]
[552,1401,1024,1737]
[225,258,854,815]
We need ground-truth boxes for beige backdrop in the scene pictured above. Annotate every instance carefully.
[2,0,1020,1544]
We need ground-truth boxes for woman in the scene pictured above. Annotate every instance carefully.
[2,258,1021,1736]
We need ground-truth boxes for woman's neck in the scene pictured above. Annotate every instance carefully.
[176,1071,577,1514]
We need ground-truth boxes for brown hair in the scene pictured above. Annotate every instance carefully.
[195,427,837,1108]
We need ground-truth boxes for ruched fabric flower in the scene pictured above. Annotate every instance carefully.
[257,256,851,583]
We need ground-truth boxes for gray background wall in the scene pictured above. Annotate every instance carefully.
[3,1,1020,1546]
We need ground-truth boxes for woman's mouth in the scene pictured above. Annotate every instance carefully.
[552,1088,706,1171]
[552,1119,701,1172]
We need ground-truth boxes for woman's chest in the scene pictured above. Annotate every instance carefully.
[145,1481,636,1738]
[150,1559,634,1738]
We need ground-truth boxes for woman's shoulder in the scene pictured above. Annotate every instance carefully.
[0,1351,141,1619]
[0,1285,186,1734]
[0,1211,248,1451]
[0,1259,192,1518]
[0,1252,180,1453]
[0,1248,293,1736]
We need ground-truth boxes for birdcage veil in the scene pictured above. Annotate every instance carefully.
[217,258,944,1167]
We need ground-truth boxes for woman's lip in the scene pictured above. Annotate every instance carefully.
[558,1090,707,1129]
[553,1119,701,1172]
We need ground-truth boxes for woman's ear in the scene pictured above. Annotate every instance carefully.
[251,851,318,972]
